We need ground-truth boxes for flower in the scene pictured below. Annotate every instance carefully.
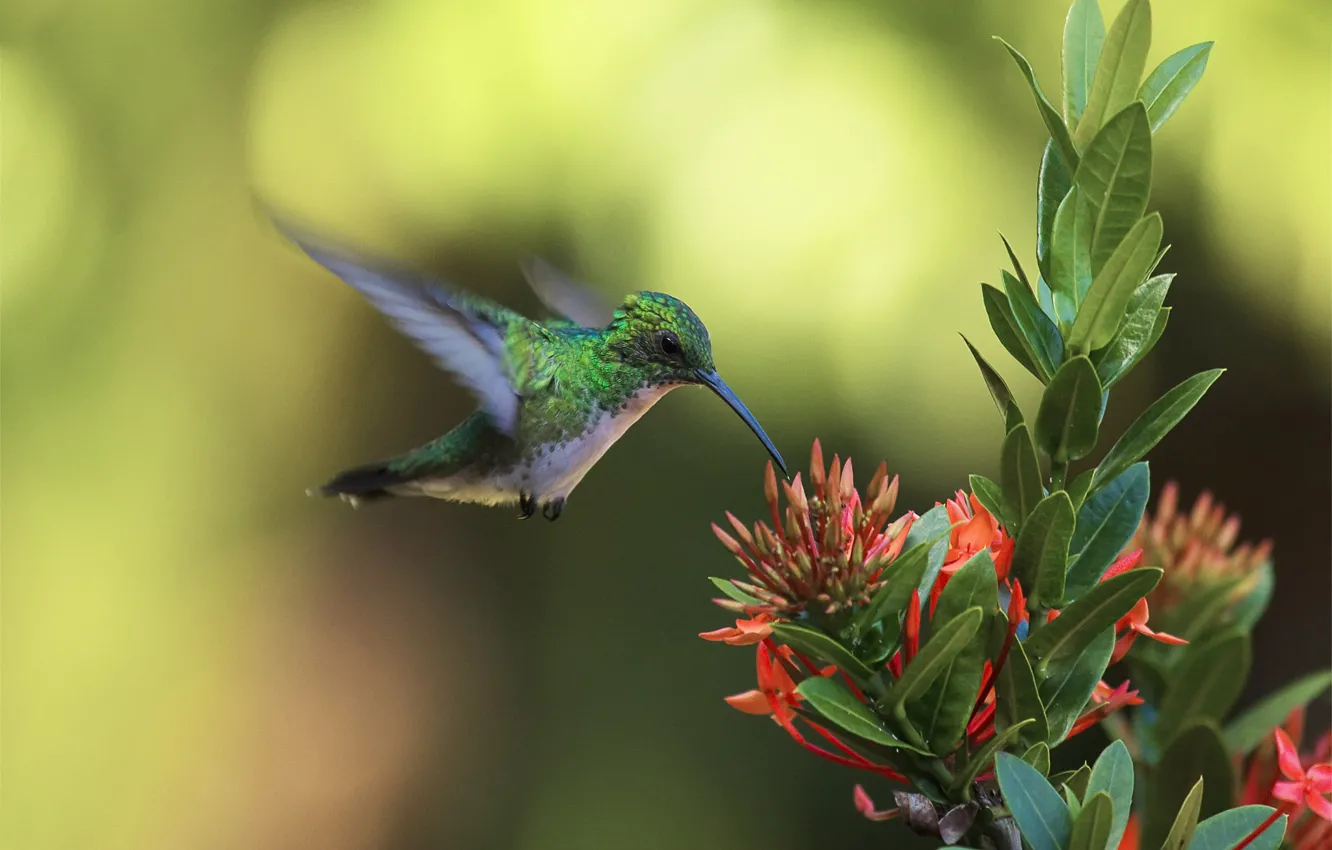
[704,443,1151,812]
[1099,550,1188,662]
[1128,481,1272,612]
[1272,728,1332,820]
[709,439,914,618]
[1237,708,1332,850]
[1069,680,1145,738]
[699,613,773,646]
[853,784,900,822]
[934,491,1014,612]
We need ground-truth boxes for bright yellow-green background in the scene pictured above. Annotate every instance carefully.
[4,1,1329,848]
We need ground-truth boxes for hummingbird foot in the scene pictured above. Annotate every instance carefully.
[518,491,536,520]
[542,498,565,522]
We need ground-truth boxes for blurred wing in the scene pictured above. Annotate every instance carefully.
[520,257,615,328]
[284,227,522,435]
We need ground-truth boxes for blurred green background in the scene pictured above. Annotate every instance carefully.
[3,0,1329,848]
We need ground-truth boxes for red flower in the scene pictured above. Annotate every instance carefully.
[853,784,900,822]
[930,491,1014,614]
[1272,728,1332,821]
[1101,550,1188,662]
[705,442,1150,810]
[1069,680,1145,738]
[699,614,773,646]
[1237,709,1332,850]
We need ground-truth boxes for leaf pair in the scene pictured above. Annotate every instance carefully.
[995,741,1132,850]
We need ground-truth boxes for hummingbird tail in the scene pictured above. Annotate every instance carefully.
[315,461,406,502]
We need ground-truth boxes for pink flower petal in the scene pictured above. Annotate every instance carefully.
[1308,764,1332,792]
[1276,728,1306,781]
[853,784,877,816]
[1271,780,1304,805]
[1306,788,1332,822]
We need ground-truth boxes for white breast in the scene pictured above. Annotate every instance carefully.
[407,385,677,505]
[532,385,678,500]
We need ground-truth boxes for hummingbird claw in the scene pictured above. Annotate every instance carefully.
[542,499,565,521]
[519,491,536,520]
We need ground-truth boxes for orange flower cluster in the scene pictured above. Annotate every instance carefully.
[703,442,1185,800]
[708,440,914,618]
[1129,482,1272,610]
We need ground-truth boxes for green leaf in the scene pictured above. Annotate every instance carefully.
[905,504,956,610]
[1057,764,1094,800]
[769,622,882,695]
[1076,102,1154,274]
[1068,212,1162,354]
[998,639,1050,748]
[1062,0,1106,129]
[1023,741,1052,776]
[1144,723,1235,850]
[1069,792,1113,850]
[1049,186,1093,320]
[1091,274,1172,388]
[1064,787,1083,822]
[1029,567,1161,668]
[1188,807,1285,850]
[795,676,921,750]
[971,474,1014,532]
[1036,356,1104,463]
[1065,463,1150,598]
[1001,233,1033,291]
[709,577,763,606]
[985,283,1046,382]
[1039,142,1076,285]
[1002,424,1045,526]
[1229,563,1274,632]
[911,553,998,754]
[1091,370,1224,491]
[1074,0,1152,149]
[1067,469,1095,509]
[1223,670,1332,755]
[1160,779,1205,850]
[963,335,1024,429]
[1086,740,1133,849]
[996,37,1080,172]
[995,752,1073,850]
[1005,270,1064,380]
[1041,627,1115,744]
[1012,492,1076,610]
[855,535,939,634]
[886,608,984,720]
[955,720,1037,793]
[1139,43,1213,133]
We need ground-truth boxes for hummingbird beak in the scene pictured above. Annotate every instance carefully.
[694,369,788,477]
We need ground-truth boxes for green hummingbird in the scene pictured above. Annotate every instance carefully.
[281,225,787,520]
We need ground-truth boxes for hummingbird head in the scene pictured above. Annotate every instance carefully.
[609,292,787,476]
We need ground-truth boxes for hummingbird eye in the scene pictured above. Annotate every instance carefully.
[658,331,681,357]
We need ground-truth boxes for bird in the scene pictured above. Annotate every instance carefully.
[279,221,788,521]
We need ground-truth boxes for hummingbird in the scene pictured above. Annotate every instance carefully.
[280,223,787,520]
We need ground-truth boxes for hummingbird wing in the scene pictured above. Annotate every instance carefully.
[282,228,526,435]
[519,257,615,328]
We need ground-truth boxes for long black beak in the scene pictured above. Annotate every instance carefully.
[695,369,788,477]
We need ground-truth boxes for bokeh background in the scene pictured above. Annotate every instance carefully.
[4,0,1329,847]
